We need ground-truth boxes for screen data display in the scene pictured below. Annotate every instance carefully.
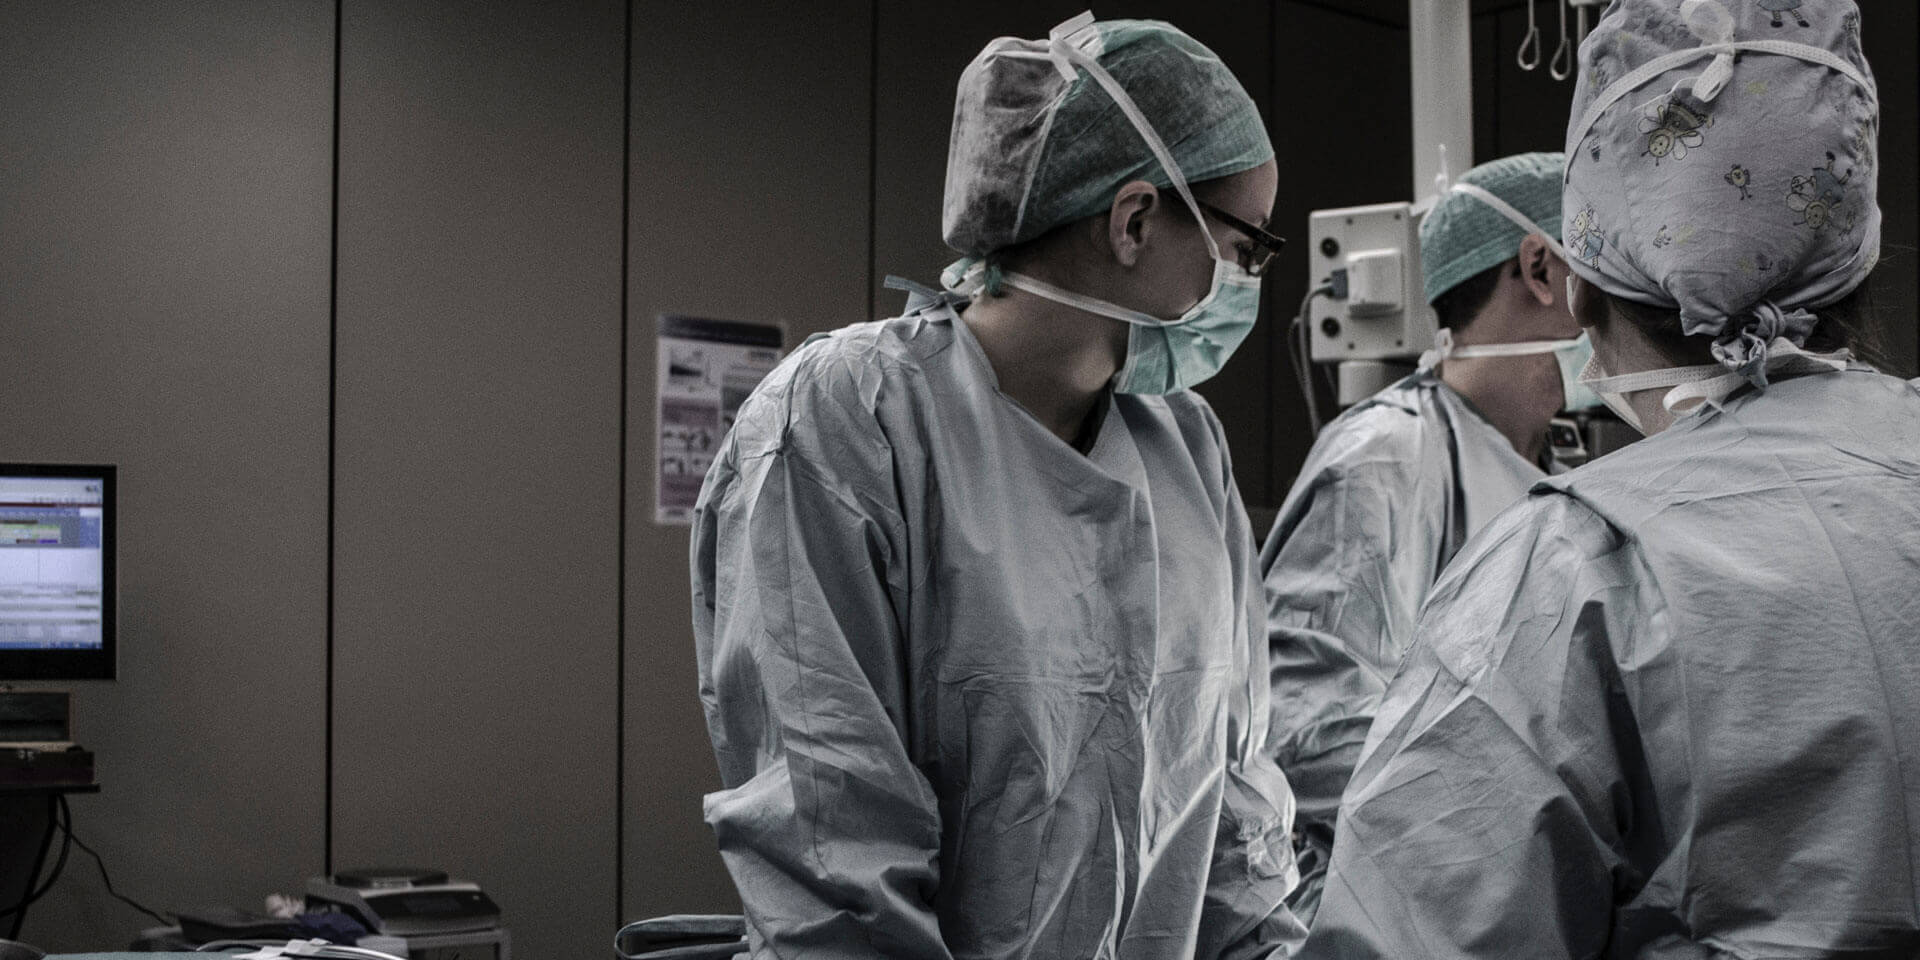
[0,474,108,651]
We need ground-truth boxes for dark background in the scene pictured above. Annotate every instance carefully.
[2,1,1912,954]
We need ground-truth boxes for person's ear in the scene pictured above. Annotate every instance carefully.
[1105,180,1161,267]
[1518,233,1557,307]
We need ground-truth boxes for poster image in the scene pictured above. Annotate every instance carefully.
[655,315,784,525]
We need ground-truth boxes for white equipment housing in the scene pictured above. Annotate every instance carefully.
[1306,202,1437,368]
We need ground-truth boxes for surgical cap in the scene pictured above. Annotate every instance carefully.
[1562,0,1879,380]
[1420,152,1565,304]
[942,16,1273,257]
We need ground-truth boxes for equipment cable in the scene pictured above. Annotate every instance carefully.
[1291,285,1336,434]
[60,797,173,925]
[0,796,172,927]
[0,796,73,921]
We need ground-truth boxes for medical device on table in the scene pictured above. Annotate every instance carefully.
[305,868,500,938]
[615,915,748,960]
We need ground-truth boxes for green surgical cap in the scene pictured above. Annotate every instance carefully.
[942,17,1273,257]
[1420,151,1565,304]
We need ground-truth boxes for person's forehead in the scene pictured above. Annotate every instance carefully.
[1228,193,1278,229]
[1200,164,1277,225]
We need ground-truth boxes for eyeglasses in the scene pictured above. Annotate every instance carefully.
[1193,199,1286,277]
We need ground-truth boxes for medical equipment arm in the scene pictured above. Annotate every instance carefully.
[1300,495,1649,958]
[1200,416,1310,960]
[691,374,951,960]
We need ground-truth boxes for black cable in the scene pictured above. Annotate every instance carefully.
[1288,313,1315,433]
[324,0,343,882]
[613,0,633,932]
[1,796,176,929]
[0,795,74,920]
[57,796,173,926]
[1292,285,1335,433]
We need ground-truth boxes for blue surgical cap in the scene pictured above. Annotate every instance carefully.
[1420,152,1565,304]
[942,16,1273,257]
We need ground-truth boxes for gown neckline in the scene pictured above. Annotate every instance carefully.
[940,303,1146,493]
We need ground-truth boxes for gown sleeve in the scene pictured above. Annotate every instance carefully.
[1299,492,1658,960]
[1258,455,1429,920]
[690,355,952,960]
[1203,409,1311,960]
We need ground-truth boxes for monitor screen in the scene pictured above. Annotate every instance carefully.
[0,464,115,679]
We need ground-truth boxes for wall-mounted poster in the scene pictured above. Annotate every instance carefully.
[655,315,784,525]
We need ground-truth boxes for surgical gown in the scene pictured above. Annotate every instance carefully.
[1259,371,1549,920]
[1302,367,1920,959]
[691,300,1303,960]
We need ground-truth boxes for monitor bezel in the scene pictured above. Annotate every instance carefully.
[0,462,116,681]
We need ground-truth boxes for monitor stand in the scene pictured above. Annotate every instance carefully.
[1,780,100,939]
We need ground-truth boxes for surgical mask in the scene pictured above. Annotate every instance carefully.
[1423,328,1604,412]
[991,262,1261,394]
[1575,351,1733,434]
[1577,339,1852,435]
[984,22,1262,395]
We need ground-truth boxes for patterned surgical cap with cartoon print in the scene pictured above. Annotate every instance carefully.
[1562,0,1879,383]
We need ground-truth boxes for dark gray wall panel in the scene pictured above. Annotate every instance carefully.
[869,4,999,321]
[1482,5,1577,158]
[623,0,873,923]
[332,2,624,955]
[1167,2,1281,508]
[0,1,332,949]
[1859,2,1917,376]
[1269,3,1414,497]
[1472,12,1501,167]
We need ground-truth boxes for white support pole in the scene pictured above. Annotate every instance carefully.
[1408,0,1474,202]
[1322,1,1479,407]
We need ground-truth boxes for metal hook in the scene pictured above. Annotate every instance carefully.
[1517,0,1542,70]
[1549,0,1574,80]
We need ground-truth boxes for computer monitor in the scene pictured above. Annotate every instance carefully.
[0,464,115,680]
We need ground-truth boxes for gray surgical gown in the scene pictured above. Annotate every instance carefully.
[691,300,1303,960]
[1302,368,1920,959]
[1258,372,1549,920]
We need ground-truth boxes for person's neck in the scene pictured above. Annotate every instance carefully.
[1440,358,1559,464]
[960,284,1129,447]
[1585,307,1718,436]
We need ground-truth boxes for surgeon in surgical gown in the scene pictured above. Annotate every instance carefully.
[1260,152,1591,921]
[1302,2,1920,956]
[691,15,1302,960]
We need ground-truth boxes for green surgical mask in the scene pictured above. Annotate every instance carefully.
[1427,328,1605,412]
[986,257,1263,395]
